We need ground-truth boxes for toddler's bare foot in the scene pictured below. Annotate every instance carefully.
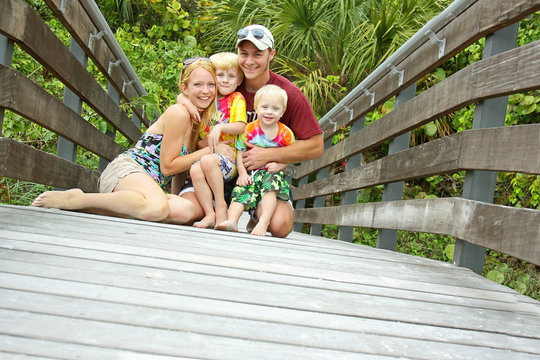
[250,221,269,236]
[215,220,238,232]
[193,215,215,229]
[32,189,84,209]
[215,206,228,226]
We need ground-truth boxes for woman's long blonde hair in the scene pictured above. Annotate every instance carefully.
[179,59,218,151]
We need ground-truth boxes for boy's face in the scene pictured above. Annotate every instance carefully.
[215,67,241,98]
[255,96,285,127]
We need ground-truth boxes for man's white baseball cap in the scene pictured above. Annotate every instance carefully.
[236,24,274,50]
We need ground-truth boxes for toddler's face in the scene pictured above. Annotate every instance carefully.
[215,67,241,97]
[255,96,285,127]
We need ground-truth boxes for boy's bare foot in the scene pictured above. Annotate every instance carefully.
[215,206,228,226]
[32,189,84,209]
[215,220,238,232]
[246,217,256,233]
[193,215,215,229]
[250,221,269,236]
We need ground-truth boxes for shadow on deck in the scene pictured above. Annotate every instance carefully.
[0,204,538,359]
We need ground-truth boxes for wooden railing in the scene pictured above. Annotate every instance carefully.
[0,0,148,192]
[290,0,540,272]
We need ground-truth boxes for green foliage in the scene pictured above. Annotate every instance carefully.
[199,0,451,115]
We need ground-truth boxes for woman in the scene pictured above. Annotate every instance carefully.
[33,59,230,224]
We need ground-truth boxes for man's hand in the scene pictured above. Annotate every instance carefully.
[177,93,201,123]
[242,142,271,171]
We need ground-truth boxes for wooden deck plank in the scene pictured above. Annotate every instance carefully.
[0,204,539,359]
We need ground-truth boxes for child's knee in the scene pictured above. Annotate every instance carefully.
[200,154,219,171]
[190,163,203,179]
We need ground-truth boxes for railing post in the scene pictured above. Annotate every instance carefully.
[0,35,14,135]
[56,38,87,164]
[293,177,308,232]
[338,117,366,242]
[376,83,417,250]
[98,84,119,172]
[310,138,333,236]
[453,23,519,275]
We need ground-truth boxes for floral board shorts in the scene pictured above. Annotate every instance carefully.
[231,170,291,210]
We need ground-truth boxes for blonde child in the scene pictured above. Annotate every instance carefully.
[189,52,247,228]
[216,84,295,236]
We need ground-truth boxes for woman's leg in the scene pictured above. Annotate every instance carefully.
[33,172,170,222]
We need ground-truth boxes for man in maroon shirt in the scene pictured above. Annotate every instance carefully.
[180,24,324,237]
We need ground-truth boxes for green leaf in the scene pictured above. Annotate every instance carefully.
[487,270,505,284]
[444,244,454,260]
[423,122,437,137]
[522,104,536,115]
[516,282,527,294]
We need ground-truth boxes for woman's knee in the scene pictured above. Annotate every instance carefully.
[139,197,169,222]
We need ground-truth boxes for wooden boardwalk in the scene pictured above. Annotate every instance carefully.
[0,204,539,359]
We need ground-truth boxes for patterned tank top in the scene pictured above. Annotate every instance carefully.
[125,132,187,189]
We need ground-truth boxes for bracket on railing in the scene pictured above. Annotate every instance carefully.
[88,31,104,52]
[425,29,446,59]
[343,105,354,122]
[122,79,134,94]
[59,0,74,13]
[108,60,121,75]
[362,87,375,106]
[387,63,404,86]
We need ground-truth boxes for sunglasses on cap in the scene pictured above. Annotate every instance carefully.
[182,57,211,66]
[237,28,274,47]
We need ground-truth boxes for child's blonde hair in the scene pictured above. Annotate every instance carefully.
[254,84,288,109]
[209,52,244,82]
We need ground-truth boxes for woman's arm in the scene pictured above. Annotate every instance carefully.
[159,104,212,177]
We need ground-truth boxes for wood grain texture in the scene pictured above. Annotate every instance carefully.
[0,0,141,142]
[0,66,124,161]
[0,138,99,192]
[293,124,540,200]
[295,198,540,266]
[0,204,538,359]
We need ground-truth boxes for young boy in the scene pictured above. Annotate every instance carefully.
[216,84,295,236]
[190,52,247,228]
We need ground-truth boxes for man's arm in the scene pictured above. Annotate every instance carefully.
[242,134,323,171]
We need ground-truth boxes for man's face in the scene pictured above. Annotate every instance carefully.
[237,41,275,81]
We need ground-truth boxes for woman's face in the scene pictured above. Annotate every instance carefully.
[182,67,216,111]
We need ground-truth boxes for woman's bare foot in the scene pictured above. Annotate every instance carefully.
[32,189,84,209]
[250,221,269,236]
[193,215,215,228]
[214,220,238,232]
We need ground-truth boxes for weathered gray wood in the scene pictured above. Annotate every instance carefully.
[0,66,124,161]
[319,0,540,140]
[293,124,540,201]
[0,205,538,359]
[297,40,540,178]
[43,0,150,127]
[295,198,540,266]
[0,138,99,191]
[0,0,141,142]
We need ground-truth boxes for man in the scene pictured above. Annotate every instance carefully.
[180,24,324,237]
